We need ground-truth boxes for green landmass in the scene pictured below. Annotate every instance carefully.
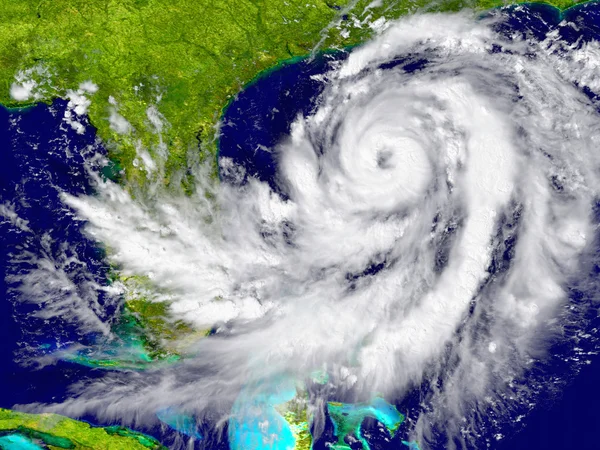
[67,275,211,370]
[0,408,165,449]
[0,1,588,445]
[274,389,312,450]
[119,275,207,358]
[1,0,590,370]
[327,397,404,450]
[0,0,588,190]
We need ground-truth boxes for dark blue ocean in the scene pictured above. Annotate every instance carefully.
[2,3,600,449]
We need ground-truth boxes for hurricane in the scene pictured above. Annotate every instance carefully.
[6,7,600,450]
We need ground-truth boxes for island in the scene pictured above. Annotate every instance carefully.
[0,408,165,449]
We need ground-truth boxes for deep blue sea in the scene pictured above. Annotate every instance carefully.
[2,3,600,449]
[0,101,108,404]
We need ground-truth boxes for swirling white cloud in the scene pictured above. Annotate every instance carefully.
[17,11,600,450]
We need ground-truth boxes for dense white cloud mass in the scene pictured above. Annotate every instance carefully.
[15,11,600,450]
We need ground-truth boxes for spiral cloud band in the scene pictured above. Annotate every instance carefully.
[21,10,600,449]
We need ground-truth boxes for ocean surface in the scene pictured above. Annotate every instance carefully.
[1,2,600,449]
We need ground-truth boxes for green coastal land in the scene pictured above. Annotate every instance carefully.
[0,409,165,449]
[0,1,590,448]
[0,0,587,189]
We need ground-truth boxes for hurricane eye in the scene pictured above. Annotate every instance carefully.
[376,149,394,169]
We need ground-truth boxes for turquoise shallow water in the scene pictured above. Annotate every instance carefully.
[217,3,600,449]
[229,378,298,450]
[156,408,203,440]
[0,434,44,450]
[328,397,405,449]
[228,373,408,450]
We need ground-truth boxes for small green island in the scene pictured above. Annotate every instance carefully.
[0,408,165,449]
[327,397,405,450]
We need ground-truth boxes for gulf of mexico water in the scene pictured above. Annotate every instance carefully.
[2,3,600,449]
